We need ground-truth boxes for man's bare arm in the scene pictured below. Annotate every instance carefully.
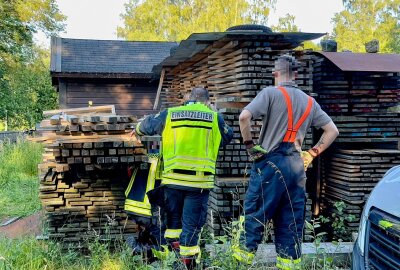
[239,109,253,142]
[310,121,339,156]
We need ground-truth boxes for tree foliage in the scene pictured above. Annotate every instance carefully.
[117,0,276,41]
[332,0,400,53]
[0,49,58,130]
[0,0,65,60]
[272,13,320,51]
[272,13,299,32]
[0,0,65,130]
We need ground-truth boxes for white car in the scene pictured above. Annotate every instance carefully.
[352,165,400,270]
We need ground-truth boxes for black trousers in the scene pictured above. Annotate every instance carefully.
[164,186,209,252]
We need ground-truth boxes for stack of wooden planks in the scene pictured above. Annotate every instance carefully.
[331,114,400,144]
[313,57,399,115]
[207,178,248,236]
[33,105,143,247]
[312,55,400,235]
[160,40,400,242]
[321,149,400,232]
[216,108,258,176]
[161,42,315,108]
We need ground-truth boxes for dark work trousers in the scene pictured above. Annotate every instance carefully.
[244,142,306,260]
[164,186,209,249]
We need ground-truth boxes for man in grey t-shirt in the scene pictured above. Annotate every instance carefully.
[234,55,339,268]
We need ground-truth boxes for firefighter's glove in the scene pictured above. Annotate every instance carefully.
[247,145,267,162]
[301,151,314,171]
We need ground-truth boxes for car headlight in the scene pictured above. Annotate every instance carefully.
[357,210,368,256]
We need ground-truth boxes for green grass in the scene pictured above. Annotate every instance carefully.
[0,233,351,270]
[0,236,154,270]
[0,138,42,218]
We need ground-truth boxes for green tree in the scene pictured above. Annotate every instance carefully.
[272,13,320,51]
[0,48,58,130]
[0,1,33,59]
[272,13,299,32]
[332,0,400,53]
[0,0,64,130]
[117,0,276,41]
[0,0,65,60]
[247,0,276,26]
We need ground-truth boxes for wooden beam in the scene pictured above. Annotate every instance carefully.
[153,69,165,110]
[43,105,116,117]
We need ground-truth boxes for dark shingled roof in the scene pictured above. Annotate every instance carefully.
[154,30,325,72]
[50,37,178,77]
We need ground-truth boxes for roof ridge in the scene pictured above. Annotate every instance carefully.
[53,36,178,43]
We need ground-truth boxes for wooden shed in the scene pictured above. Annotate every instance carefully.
[50,37,177,117]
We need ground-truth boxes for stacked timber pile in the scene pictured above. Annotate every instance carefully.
[313,54,400,233]
[161,44,314,108]
[207,178,248,236]
[313,57,399,114]
[215,108,255,176]
[321,149,400,232]
[331,114,400,145]
[33,105,143,247]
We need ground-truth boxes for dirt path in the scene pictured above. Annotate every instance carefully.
[0,211,43,239]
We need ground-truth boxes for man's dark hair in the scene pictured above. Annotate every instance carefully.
[274,54,299,78]
[189,87,209,102]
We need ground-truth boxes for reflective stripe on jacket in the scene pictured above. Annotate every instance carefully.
[124,156,160,217]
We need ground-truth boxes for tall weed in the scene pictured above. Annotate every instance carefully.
[0,236,154,270]
[0,138,43,217]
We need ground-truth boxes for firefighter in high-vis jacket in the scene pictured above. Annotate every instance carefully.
[124,138,167,261]
[135,87,233,269]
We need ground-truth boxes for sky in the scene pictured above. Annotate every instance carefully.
[35,0,344,47]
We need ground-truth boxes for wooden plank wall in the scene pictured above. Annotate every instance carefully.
[60,79,158,117]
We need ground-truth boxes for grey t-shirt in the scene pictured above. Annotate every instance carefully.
[244,83,332,152]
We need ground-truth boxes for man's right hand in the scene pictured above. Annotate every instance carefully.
[301,151,314,171]
[247,145,267,161]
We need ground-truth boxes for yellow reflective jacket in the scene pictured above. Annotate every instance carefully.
[161,103,221,189]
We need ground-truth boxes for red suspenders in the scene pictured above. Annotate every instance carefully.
[277,86,313,143]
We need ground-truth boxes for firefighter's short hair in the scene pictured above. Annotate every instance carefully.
[190,87,209,102]
[274,54,299,76]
